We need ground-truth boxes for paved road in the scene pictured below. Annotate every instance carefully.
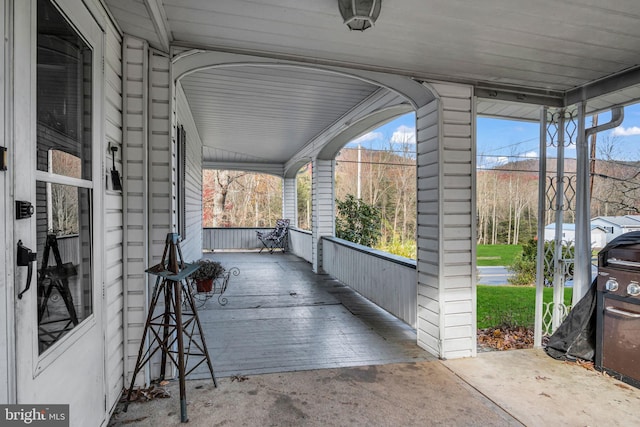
[477,265,598,286]
[477,266,511,285]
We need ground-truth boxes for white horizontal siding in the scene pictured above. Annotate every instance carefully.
[416,99,441,357]
[123,36,148,387]
[416,82,476,360]
[311,159,334,273]
[149,50,172,267]
[323,238,416,328]
[104,19,124,412]
[282,178,297,225]
[147,49,173,381]
[175,83,202,262]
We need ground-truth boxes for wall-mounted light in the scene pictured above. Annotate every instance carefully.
[338,0,381,31]
[0,147,7,171]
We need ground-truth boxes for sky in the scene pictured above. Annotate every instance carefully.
[345,103,640,167]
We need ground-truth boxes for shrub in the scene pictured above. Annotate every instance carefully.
[507,238,575,286]
[375,236,416,259]
[335,195,381,247]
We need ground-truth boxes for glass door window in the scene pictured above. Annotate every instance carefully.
[36,0,93,353]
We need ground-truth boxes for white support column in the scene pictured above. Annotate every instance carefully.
[416,82,475,360]
[311,158,335,273]
[148,49,173,266]
[574,102,591,305]
[282,177,297,226]
[122,36,150,386]
[123,44,173,386]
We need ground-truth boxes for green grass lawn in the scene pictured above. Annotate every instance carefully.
[477,285,573,329]
[477,244,522,266]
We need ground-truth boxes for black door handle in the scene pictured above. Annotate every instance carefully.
[17,240,37,299]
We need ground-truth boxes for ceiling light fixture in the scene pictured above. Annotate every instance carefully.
[338,0,381,31]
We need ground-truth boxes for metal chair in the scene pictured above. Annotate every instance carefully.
[256,219,290,253]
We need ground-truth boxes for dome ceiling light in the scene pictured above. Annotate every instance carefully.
[338,0,381,31]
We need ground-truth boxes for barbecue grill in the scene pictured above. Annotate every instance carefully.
[595,236,640,388]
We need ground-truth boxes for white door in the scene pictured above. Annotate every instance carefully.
[12,0,106,425]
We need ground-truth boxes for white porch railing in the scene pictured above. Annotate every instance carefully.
[203,227,271,251]
[201,228,416,327]
[56,234,80,263]
[203,227,313,262]
[322,237,417,328]
[288,228,312,263]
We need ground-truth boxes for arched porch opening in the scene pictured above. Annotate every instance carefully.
[168,49,475,360]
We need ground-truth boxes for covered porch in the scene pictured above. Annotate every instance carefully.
[5,1,640,425]
[189,251,432,378]
[110,251,640,426]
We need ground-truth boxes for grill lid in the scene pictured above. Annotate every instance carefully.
[599,232,640,268]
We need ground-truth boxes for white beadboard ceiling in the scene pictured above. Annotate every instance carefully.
[105,0,640,166]
[180,66,380,164]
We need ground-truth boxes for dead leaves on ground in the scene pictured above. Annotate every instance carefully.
[566,358,595,371]
[477,326,534,351]
[120,384,171,403]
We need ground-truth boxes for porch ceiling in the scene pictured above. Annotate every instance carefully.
[105,0,640,163]
[181,66,381,165]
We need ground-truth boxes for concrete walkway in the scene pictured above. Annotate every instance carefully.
[444,349,640,427]
[110,349,640,426]
[109,252,640,426]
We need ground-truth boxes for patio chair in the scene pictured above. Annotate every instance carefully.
[256,219,290,254]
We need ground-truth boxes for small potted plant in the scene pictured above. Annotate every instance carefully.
[191,259,225,293]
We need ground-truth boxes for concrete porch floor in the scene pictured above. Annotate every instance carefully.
[110,349,640,426]
[109,252,640,426]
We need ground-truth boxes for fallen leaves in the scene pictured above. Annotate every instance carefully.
[615,383,632,390]
[231,375,249,382]
[477,326,534,351]
[565,359,596,371]
[120,385,171,403]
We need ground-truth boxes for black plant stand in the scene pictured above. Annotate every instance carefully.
[124,233,216,423]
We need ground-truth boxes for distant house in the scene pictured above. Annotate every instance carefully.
[591,216,640,243]
[543,223,610,249]
[544,223,576,244]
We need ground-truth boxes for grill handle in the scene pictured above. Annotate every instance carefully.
[606,306,640,318]
[607,258,640,268]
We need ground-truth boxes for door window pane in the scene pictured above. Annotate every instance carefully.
[37,0,92,180]
[36,0,94,354]
[36,183,92,353]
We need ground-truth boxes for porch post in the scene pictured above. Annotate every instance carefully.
[416,82,476,359]
[122,36,150,387]
[311,158,335,273]
[573,102,591,305]
[122,42,173,386]
[282,177,297,226]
